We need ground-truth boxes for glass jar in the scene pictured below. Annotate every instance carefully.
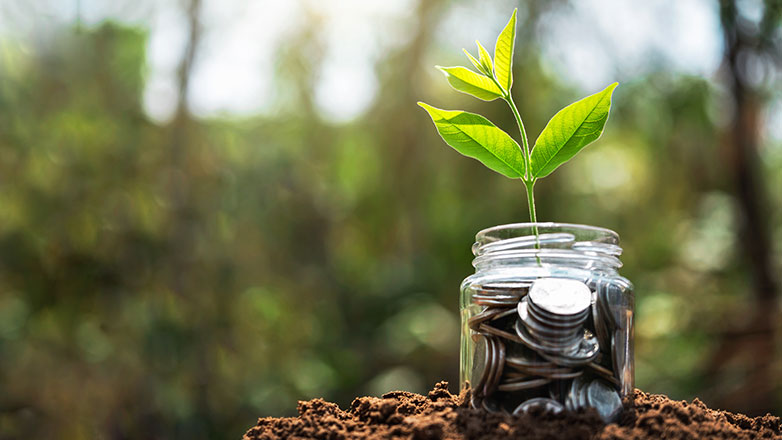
[459,223,633,422]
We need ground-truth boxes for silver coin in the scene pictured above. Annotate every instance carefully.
[516,306,584,353]
[468,307,511,331]
[482,394,505,414]
[591,280,611,350]
[578,379,590,408]
[512,397,565,415]
[514,319,584,356]
[505,352,556,370]
[586,379,623,423]
[527,299,589,325]
[504,370,532,380]
[612,329,628,387]
[603,281,632,331]
[548,381,569,404]
[528,278,591,316]
[472,293,520,302]
[480,322,523,343]
[526,327,584,351]
[596,287,617,331]
[539,330,600,367]
[482,334,498,396]
[509,362,573,376]
[491,307,520,321]
[473,297,521,307]
[476,282,532,298]
[470,334,490,396]
[484,337,505,395]
[522,298,584,330]
[542,370,583,380]
[586,362,620,386]
[471,285,522,298]
[497,377,551,392]
[527,307,589,328]
[470,394,482,410]
[518,300,583,338]
[566,375,588,411]
[508,362,580,380]
[514,318,568,354]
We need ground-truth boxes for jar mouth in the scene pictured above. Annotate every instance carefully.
[472,223,623,271]
[476,223,619,247]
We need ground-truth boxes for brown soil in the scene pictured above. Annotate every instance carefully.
[243,382,781,440]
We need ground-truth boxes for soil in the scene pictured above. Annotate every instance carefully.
[243,382,781,440]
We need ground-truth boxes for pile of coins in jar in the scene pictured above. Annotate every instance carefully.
[468,277,624,422]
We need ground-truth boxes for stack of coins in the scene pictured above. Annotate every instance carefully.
[468,277,624,423]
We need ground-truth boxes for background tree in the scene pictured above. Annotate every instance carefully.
[0,1,779,438]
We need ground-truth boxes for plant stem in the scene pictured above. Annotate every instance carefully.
[504,95,530,179]
[490,78,538,235]
[501,88,536,224]
[489,76,531,181]
[526,179,541,264]
[525,180,537,223]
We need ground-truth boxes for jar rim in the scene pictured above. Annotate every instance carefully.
[475,222,619,245]
[472,223,623,271]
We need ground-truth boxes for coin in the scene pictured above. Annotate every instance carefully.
[480,322,523,343]
[528,278,592,316]
[512,397,565,415]
[586,361,620,386]
[507,358,578,379]
[542,370,583,380]
[527,303,588,328]
[566,375,588,411]
[497,377,551,392]
[469,307,511,331]
[514,318,586,356]
[482,334,498,396]
[548,381,568,403]
[539,331,600,367]
[578,380,590,408]
[484,336,505,395]
[472,293,520,301]
[612,329,628,385]
[470,394,482,410]
[505,352,556,371]
[591,280,612,350]
[470,334,491,396]
[514,318,561,354]
[476,282,532,297]
[482,394,506,414]
[586,379,623,422]
[518,300,584,341]
[491,307,520,321]
[473,297,520,307]
[603,281,632,331]
[467,274,627,421]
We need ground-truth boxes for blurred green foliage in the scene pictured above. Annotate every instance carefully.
[0,2,780,439]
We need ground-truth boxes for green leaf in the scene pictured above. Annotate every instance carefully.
[530,82,618,178]
[475,41,493,76]
[436,66,503,101]
[462,49,490,76]
[417,102,525,178]
[494,9,517,92]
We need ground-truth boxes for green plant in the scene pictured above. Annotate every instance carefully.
[418,9,617,224]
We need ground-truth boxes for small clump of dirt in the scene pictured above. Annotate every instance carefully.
[243,382,781,440]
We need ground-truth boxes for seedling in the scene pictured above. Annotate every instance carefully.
[418,9,617,224]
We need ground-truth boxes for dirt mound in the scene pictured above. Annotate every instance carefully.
[244,382,781,440]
